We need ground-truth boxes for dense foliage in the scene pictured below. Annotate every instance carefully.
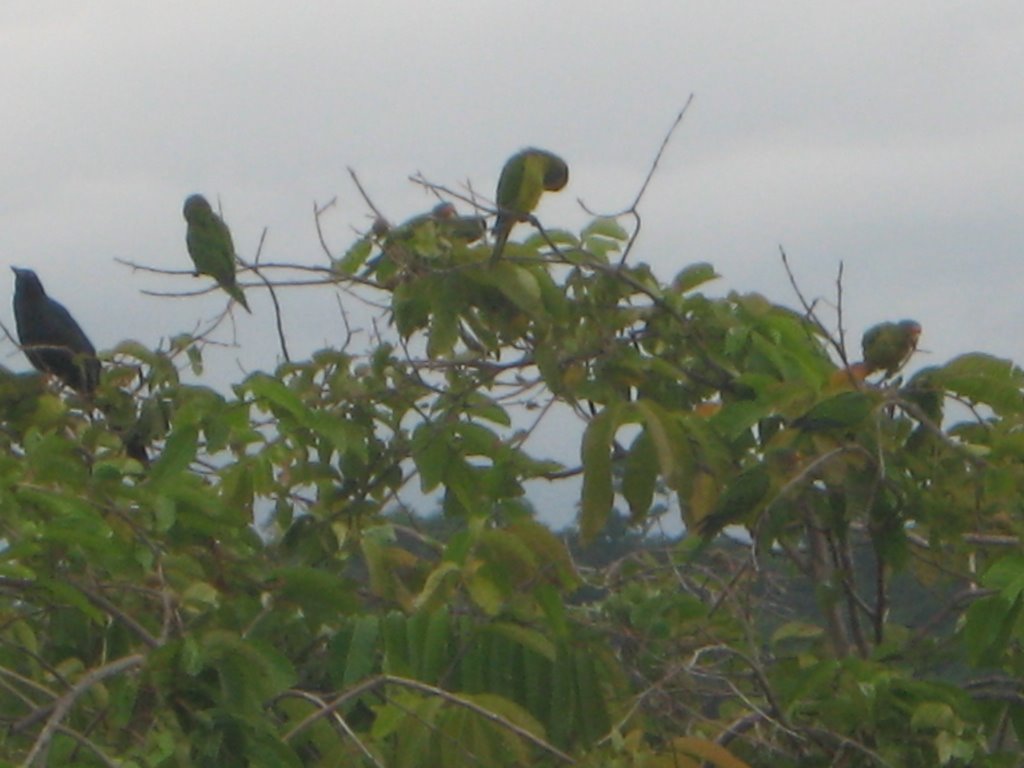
[1,195,1022,767]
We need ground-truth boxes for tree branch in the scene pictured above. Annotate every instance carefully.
[282,674,575,765]
[21,654,144,767]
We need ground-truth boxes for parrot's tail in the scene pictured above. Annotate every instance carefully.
[226,283,252,313]
[490,217,511,263]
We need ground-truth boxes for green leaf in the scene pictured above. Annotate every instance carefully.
[485,622,556,662]
[487,263,545,318]
[342,615,379,687]
[201,631,296,707]
[335,235,374,274]
[467,573,504,616]
[413,561,460,611]
[35,579,106,624]
[963,592,1023,666]
[622,430,657,520]
[419,607,450,683]
[699,464,770,536]
[634,399,684,489]
[581,217,629,241]
[381,612,411,676]
[672,262,719,293]
[247,373,364,457]
[574,648,610,744]
[980,553,1024,596]
[671,737,752,768]
[427,282,460,358]
[932,353,1024,416]
[272,566,356,623]
[412,422,453,491]
[910,701,956,731]
[580,406,618,542]
[793,390,875,432]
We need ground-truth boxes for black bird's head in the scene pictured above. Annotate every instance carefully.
[11,267,45,299]
[183,194,212,222]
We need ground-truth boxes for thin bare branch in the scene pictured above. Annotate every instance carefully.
[615,95,694,265]
[780,246,847,364]
[276,689,384,768]
[283,675,575,765]
[237,227,291,361]
[347,167,387,223]
[113,258,195,276]
[313,197,340,261]
[54,725,118,768]
[21,654,144,767]
[834,260,849,364]
[77,587,160,649]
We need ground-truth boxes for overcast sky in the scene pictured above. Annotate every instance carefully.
[2,3,1022,523]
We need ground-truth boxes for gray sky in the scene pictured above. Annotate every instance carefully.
[2,3,1022,523]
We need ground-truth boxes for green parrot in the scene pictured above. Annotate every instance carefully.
[372,203,485,245]
[182,194,251,313]
[861,320,921,377]
[491,148,569,261]
[364,202,486,282]
[432,202,487,243]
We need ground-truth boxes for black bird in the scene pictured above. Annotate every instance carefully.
[12,267,100,394]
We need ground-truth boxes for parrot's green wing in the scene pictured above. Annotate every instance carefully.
[492,153,529,261]
[183,195,251,313]
[443,214,487,243]
[491,149,568,262]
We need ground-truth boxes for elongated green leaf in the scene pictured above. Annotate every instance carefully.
[486,263,545,318]
[672,262,719,293]
[485,622,556,662]
[343,615,379,687]
[793,390,874,432]
[573,648,609,745]
[548,644,575,747]
[672,736,752,768]
[622,430,657,520]
[147,424,198,486]
[634,399,683,489]
[933,353,1024,416]
[964,592,1023,666]
[336,235,373,274]
[580,406,618,542]
[382,612,411,676]
[413,561,460,611]
[459,622,486,693]
[581,217,629,241]
[273,566,356,624]
[412,422,453,491]
[427,293,459,358]
[419,607,450,683]
[699,464,770,536]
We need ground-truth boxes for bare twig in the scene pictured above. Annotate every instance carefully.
[282,675,575,764]
[347,168,387,223]
[407,175,489,215]
[21,654,144,767]
[834,261,849,364]
[313,197,340,262]
[276,689,384,768]
[54,725,118,768]
[237,227,291,362]
[618,94,695,266]
[77,587,160,649]
[113,258,195,276]
[780,246,848,365]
